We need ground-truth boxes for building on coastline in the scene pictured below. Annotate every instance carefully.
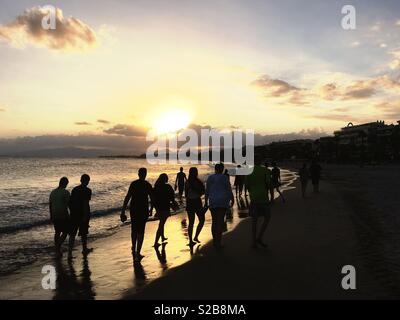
[317,120,400,163]
[255,120,400,164]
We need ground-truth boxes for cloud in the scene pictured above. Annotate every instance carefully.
[75,121,91,126]
[253,75,311,106]
[388,49,400,69]
[103,124,148,137]
[97,119,110,124]
[0,108,5,112]
[253,75,300,97]
[0,6,97,51]
[0,134,148,156]
[375,102,400,121]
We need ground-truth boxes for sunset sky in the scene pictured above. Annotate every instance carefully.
[1,0,400,153]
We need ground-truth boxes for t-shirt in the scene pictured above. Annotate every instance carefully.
[245,165,270,204]
[206,173,232,209]
[271,167,280,184]
[154,183,175,212]
[49,188,70,220]
[70,185,92,221]
[128,179,153,212]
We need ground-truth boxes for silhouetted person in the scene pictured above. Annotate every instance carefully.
[309,160,322,193]
[205,163,234,250]
[185,167,206,245]
[121,168,153,262]
[299,163,309,198]
[224,169,230,179]
[234,165,244,196]
[174,167,187,200]
[271,162,285,203]
[153,173,175,247]
[68,174,92,260]
[264,162,274,201]
[246,156,271,248]
[49,177,70,258]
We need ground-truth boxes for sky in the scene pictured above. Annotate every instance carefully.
[1,0,400,154]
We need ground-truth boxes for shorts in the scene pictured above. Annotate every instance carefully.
[70,219,90,237]
[312,177,320,185]
[249,203,270,218]
[155,209,170,220]
[186,198,203,213]
[53,219,70,233]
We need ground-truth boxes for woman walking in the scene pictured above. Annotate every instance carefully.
[185,167,206,246]
[153,173,175,247]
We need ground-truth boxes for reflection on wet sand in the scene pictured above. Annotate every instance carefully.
[53,255,95,300]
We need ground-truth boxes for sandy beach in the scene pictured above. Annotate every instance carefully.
[1,165,399,299]
[127,176,388,299]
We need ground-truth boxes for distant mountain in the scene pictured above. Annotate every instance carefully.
[4,147,120,158]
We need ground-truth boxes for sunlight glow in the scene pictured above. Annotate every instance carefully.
[152,108,191,134]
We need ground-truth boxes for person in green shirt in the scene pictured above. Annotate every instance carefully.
[49,177,70,258]
[245,156,271,249]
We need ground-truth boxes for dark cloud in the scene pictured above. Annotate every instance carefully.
[103,124,147,137]
[0,134,148,156]
[253,75,300,97]
[97,119,110,124]
[0,6,97,51]
[75,121,91,126]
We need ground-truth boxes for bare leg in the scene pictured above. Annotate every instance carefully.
[187,211,195,243]
[276,187,285,202]
[194,212,205,242]
[131,229,137,255]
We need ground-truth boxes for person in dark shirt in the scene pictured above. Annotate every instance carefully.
[68,174,92,260]
[299,163,309,198]
[185,167,206,246]
[153,173,175,247]
[121,167,153,262]
[309,160,322,193]
[174,167,187,200]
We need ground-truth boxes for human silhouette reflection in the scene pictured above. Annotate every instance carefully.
[133,261,147,289]
[154,242,167,267]
[53,256,95,300]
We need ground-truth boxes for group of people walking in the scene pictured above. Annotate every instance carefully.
[49,159,321,263]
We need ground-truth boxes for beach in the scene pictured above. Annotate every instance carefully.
[1,164,399,299]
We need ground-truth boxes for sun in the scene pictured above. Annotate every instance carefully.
[152,108,191,134]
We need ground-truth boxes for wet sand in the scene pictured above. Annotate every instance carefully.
[127,177,390,299]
